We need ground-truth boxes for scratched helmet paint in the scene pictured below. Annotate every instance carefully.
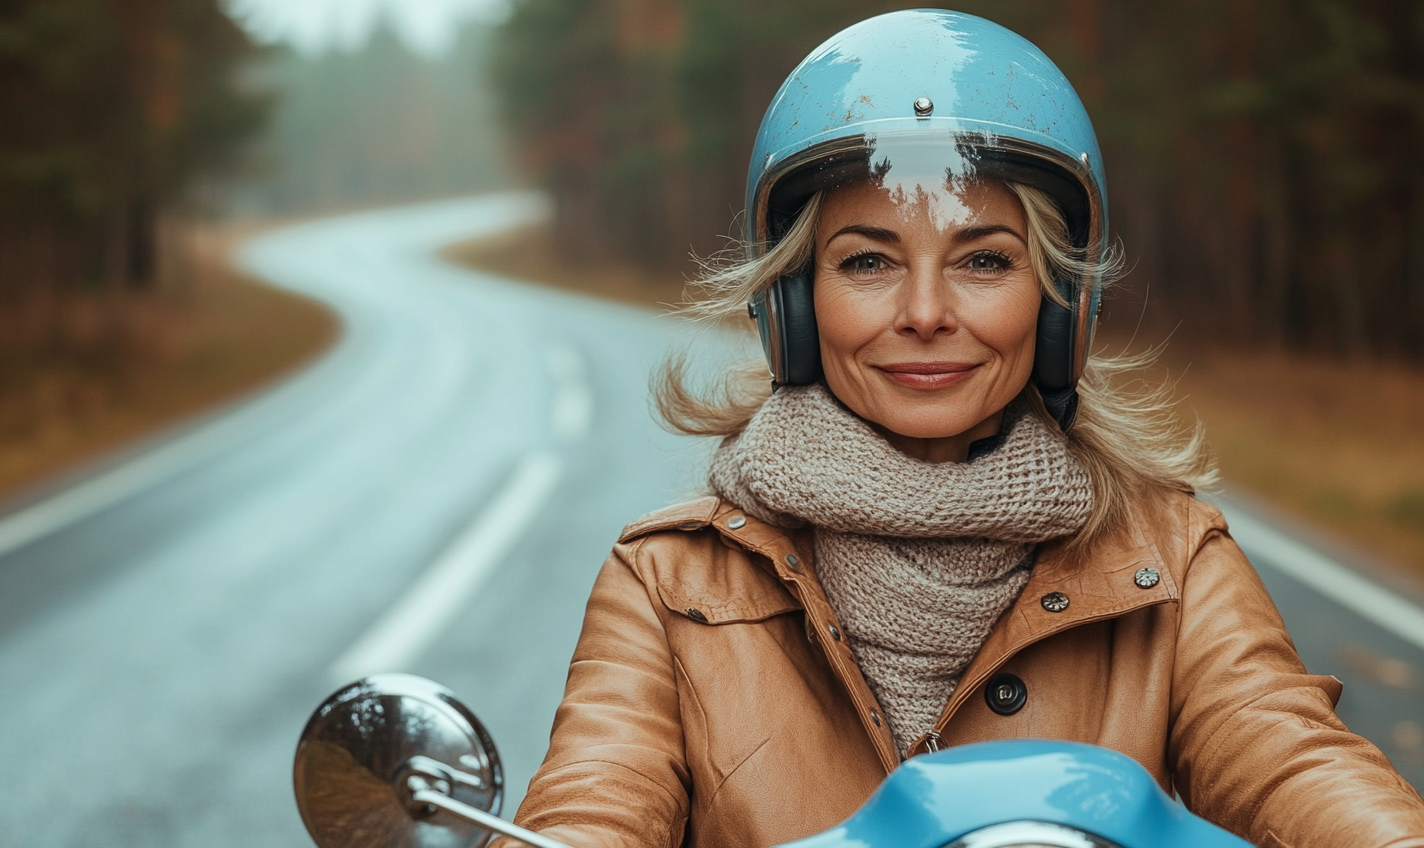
[745,9,1107,429]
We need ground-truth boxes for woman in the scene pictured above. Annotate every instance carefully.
[508,11,1424,848]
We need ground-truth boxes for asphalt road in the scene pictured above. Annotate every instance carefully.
[0,194,1419,848]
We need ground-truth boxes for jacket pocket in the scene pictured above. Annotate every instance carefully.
[655,572,800,624]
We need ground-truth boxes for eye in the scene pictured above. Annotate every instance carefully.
[840,252,888,275]
[966,251,1012,274]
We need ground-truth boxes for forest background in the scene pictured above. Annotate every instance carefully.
[0,0,1421,565]
[496,0,1424,361]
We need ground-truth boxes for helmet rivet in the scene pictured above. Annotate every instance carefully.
[913,96,934,118]
[1080,151,1091,167]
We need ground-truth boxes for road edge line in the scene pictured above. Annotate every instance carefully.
[1219,503,1424,652]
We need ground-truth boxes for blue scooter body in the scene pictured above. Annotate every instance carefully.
[779,740,1252,848]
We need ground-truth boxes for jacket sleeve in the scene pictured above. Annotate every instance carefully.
[500,538,691,848]
[1168,509,1424,848]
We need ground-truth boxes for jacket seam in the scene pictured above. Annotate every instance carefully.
[627,533,687,682]
[670,653,714,812]
[624,533,692,792]
[707,735,772,801]
[1173,499,1211,648]
[1164,514,1220,776]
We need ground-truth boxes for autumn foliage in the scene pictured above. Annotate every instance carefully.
[493,0,1424,361]
[0,0,267,308]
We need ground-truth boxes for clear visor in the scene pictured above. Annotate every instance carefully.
[859,132,996,231]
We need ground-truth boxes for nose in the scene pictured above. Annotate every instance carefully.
[895,262,958,340]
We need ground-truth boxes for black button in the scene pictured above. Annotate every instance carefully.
[985,672,1027,716]
[686,608,708,623]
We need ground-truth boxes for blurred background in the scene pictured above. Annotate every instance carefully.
[1,0,1422,845]
[2,0,1421,566]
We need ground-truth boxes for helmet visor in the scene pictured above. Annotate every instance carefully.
[760,128,1098,256]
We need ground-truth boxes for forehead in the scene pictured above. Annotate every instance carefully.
[817,178,1026,237]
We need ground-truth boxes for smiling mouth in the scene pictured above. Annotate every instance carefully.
[878,362,979,389]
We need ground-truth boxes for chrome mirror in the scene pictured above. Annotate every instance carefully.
[294,674,568,848]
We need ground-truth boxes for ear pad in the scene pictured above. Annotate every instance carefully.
[1033,275,1081,430]
[750,269,822,385]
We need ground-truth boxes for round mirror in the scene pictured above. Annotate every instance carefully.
[294,674,503,848]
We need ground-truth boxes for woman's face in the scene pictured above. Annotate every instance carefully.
[813,179,1042,463]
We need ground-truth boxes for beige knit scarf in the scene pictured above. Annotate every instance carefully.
[708,383,1093,755]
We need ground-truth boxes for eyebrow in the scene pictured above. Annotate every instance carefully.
[825,222,1027,246]
[826,224,900,244]
[953,224,1027,245]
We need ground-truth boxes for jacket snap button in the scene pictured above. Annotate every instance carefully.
[727,516,747,530]
[870,710,882,727]
[985,673,1028,716]
[1134,567,1161,588]
[686,608,708,623]
[785,554,800,571]
[1040,591,1069,613]
[828,624,843,641]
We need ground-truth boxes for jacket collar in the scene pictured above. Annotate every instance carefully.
[621,496,1180,631]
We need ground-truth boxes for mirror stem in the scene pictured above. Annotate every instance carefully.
[412,789,576,848]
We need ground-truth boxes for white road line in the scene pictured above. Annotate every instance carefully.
[329,345,591,683]
[0,403,269,559]
[546,346,593,441]
[1220,503,1424,652]
[329,450,562,683]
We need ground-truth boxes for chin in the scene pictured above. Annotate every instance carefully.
[880,412,982,441]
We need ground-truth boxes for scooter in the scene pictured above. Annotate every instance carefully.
[292,674,1254,848]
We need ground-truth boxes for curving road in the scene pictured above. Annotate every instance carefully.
[0,194,1418,848]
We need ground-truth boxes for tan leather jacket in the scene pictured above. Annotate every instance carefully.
[510,491,1424,848]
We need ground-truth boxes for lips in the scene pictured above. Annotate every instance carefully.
[877,361,979,389]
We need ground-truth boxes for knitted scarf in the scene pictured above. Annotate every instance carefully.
[708,383,1093,755]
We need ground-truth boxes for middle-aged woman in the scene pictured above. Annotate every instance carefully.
[507,10,1424,848]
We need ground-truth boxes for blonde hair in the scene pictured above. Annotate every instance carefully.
[656,181,1217,549]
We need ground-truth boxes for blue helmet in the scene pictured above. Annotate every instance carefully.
[745,10,1107,429]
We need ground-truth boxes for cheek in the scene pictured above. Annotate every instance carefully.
[814,285,885,363]
[972,284,1041,362]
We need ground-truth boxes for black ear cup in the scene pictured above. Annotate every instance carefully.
[1033,276,1081,430]
[750,269,821,386]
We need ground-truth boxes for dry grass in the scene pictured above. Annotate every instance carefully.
[448,221,1424,576]
[441,221,690,309]
[0,222,337,502]
[1163,348,1424,571]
